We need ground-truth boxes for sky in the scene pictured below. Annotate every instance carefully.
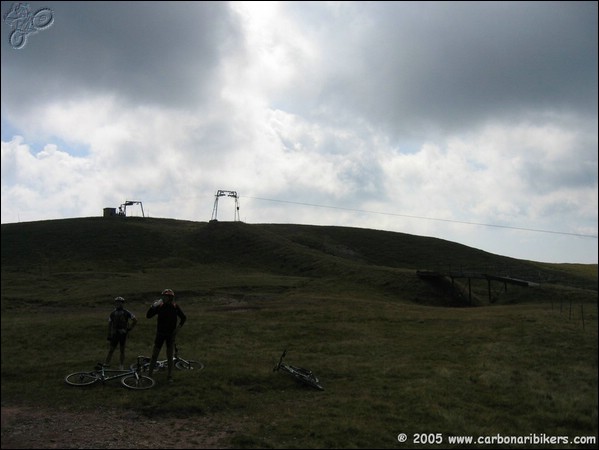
[1,1,597,264]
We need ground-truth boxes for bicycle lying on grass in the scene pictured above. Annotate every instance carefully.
[273,349,324,391]
[131,345,204,372]
[65,356,155,390]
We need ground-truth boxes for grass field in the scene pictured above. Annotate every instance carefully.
[1,218,597,448]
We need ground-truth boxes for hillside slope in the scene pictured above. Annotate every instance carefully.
[1,217,596,307]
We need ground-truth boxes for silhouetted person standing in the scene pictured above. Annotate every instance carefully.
[146,289,186,383]
[105,297,137,369]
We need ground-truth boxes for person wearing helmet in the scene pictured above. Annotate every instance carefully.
[104,297,137,370]
[146,289,187,383]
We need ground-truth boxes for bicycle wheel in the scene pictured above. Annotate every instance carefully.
[9,30,26,49]
[65,372,98,386]
[32,8,54,29]
[121,373,155,390]
[175,359,204,371]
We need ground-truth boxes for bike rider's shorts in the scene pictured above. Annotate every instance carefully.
[109,333,127,347]
[153,330,176,349]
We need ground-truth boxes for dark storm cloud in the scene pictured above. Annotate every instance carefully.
[1,1,243,112]
[299,1,598,137]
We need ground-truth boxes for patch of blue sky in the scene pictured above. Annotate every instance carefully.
[1,118,90,156]
[1,117,22,142]
[467,159,487,171]
[39,135,91,157]
[394,140,423,155]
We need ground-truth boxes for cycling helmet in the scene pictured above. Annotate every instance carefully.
[114,296,125,302]
[161,289,175,297]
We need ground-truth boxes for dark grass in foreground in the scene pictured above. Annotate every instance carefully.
[2,293,597,449]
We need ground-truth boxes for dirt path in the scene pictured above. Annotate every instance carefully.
[1,406,236,449]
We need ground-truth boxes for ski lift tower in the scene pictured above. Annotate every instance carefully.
[210,190,240,222]
[117,200,145,217]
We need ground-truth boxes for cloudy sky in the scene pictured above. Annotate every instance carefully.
[1,1,597,264]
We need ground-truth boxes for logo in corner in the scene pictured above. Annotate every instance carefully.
[3,2,54,49]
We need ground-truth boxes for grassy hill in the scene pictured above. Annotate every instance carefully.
[2,216,596,305]
[1,217,597,448]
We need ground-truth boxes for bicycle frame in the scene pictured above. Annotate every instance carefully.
[273,349,324,391]
[94,364,136,383]
[133,345,204,372]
